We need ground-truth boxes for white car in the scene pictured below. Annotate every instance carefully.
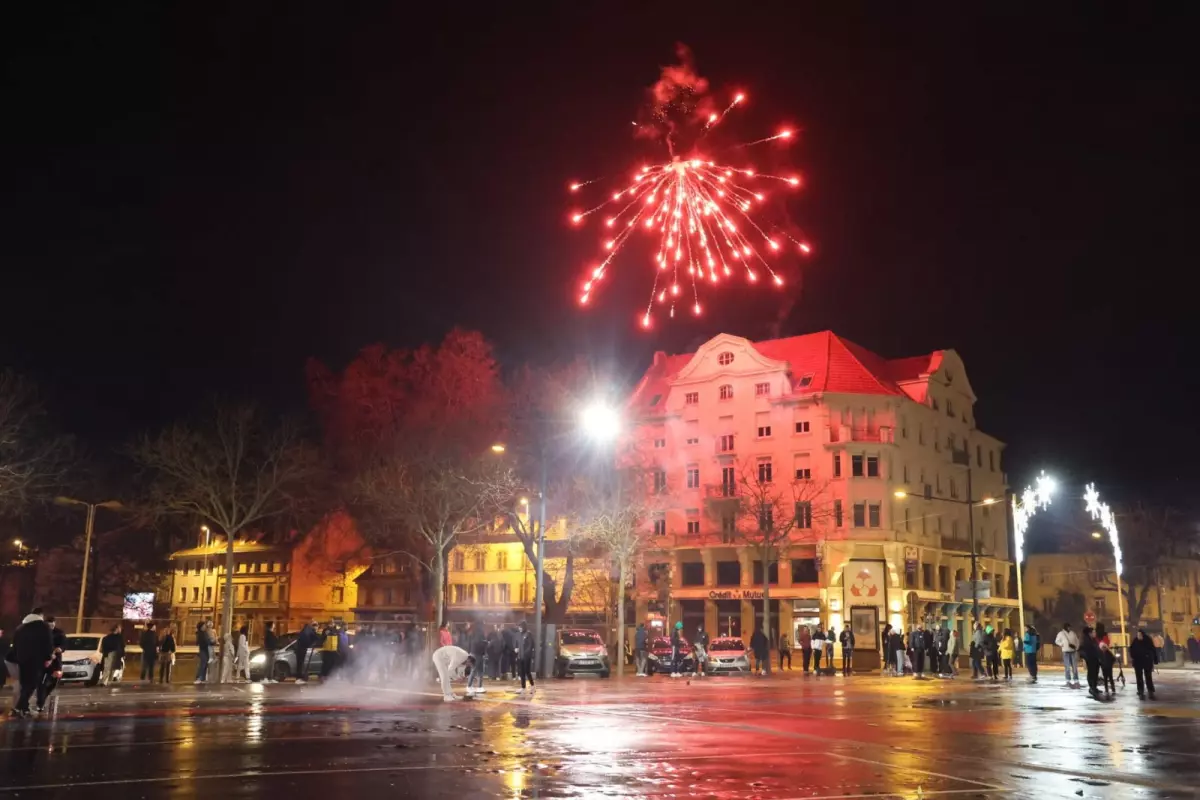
[706,637,752,674]
[58,633,124,685]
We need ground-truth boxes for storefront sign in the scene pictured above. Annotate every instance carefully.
[904,545,918,573]
[708,589,767,601]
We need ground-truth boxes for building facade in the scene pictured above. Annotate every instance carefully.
[1024,553,1200,646]
[628,331,1016,665]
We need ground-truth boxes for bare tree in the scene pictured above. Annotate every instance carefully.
[706,459,832,674]
[133,404,321,645]
[575,466,652,672]
[354,448,511,626]
[0,370,71,516]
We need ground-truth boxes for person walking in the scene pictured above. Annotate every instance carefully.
[889,627,906,676]
[158,625,177,684]
[911,626,926,678]
[100,624,124,686]
[1130,629,1158,700]
[235,625,251,682]
[1055,622,1080,688]
[670,621,687,678]
[8,610,52,718]
[431,644,473,702]
[634,623,648,677]
[1079,626,1102,700]
[261,622,278,683]
[777,633,791,671]
[946,629,960,677]
[934,625,950,675]
[139,622,158,682]
[811,627,826,674]
[35,616,66,714]
[750,627,768,676]
[195,620,212,684]
[1023,625,1040,683]
[1095,623,1116,696]
[839,624,855,675]
[516,621,535,695]
[879,624,892,675]
[999,629,1015,681]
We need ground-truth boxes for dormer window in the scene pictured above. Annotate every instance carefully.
[797,374,814,389]
[718,352,734,366]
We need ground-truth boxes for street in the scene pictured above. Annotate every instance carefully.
[2,670,1198,798]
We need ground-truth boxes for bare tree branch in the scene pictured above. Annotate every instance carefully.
[0,370,72,516]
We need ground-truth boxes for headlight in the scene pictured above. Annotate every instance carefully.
[250,654,267,665]
[87,654,101,664]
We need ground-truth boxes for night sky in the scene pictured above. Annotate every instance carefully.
[3,5,1197,506]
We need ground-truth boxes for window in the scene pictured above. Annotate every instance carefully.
[791,559,818,583]
[931,397,939,411]
[718,352,734,366]
[719,384,734,400]
[654,438,666,448]
[179,588,187,603]
[758,506,774,531]
[938,565,950,591]
[951,519,959,538]
[721,466,736,497]
[1042,597,1055,614]
[989,451,995,471]
[498,584,510,603]
[853,503,866,528]
[795,501,812,529]
[949,477,958,499]
[686,436,699,445]
[649,393,662,406]
[794,466,811,480]
[755,382,770,397]
[794,420,810,434]
[474,553,486,571]
[716,560,741,585]
[904,508,911,533]
[686,465,700,489]
[947,399,955,417]
[868,503,880,528]
[720,514,736,543]
[752,560,779,584]
[976,445,983,467]
[852,454,864,477]
[834,500,843,527]
[719,433,735,452]
[757,458,773,483]
[900,416,908,439]
[797,374,814,388]
[681,563,706,586]
[686,519,701,534]
[273,562,281,573]
[653,470,667,493]
[903,464,910,483]
[1094,596,1106,613]
[918,425,925,445]
[189,587,197,602]
[265,585,273,602]
[242,586,251,601]
[756,411,772,438]
[867,455,879,478]
[685,420,699,446]
[923,563,934,589]
[653,515,666,536]
[497,551,508,570]
[833,453,842,478]
[205,586,213,603]
[685,391,699,405]
[453,552,465,571]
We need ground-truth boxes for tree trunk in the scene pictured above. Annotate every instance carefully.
[220,534,236,683]
[616,559,626,680]
[434,547,445,627]
[762,576,772,676]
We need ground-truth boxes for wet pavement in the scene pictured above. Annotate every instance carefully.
[2,669,1198,798]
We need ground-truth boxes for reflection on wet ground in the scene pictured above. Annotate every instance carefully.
[1,670,1198,798]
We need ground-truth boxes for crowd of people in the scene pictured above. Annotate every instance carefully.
[3,609,64,718]
[432,620,537,700]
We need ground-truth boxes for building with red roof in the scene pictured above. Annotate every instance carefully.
[626,331,1015,668]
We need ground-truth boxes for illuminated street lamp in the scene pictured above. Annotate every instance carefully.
[490,443,507,454]
[1091,530,1104,540]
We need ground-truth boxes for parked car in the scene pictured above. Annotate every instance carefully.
[706,637,751,674]
[646,635,694,675]
[58,634,124,686]
[553,629,610,678]
[248,634,327,682]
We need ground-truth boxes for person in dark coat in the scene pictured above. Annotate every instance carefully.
[749,627,769,676]
[811,627,826,673]
[195,621,212,684]
[500,625,515,679]
[466,624,487,693]
[261,621,278,683]
[36,617,67,712]
[158,625,177,683]
[1129,628,1158,699]
[1079,625,1102,699]
[486,625,503,680]
[100,624,125,686]
[139,622,158,682]
[839,624,855,675]
[516,622,535,693]
[634,623,648,677]
[294,620,318,683]
[10,611,53,717]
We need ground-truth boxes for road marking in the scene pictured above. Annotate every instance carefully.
[0,749,822,792]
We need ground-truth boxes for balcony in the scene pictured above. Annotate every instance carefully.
[941,537,972,552]
[825,425,894,445]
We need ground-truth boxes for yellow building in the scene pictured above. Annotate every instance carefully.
[1024,553,1200,645]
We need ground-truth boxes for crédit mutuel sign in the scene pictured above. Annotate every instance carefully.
[707,589,767,600]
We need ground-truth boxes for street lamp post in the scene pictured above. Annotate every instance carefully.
[55,496,123,633]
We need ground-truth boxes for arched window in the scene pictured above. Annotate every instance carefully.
[717,352,734,366]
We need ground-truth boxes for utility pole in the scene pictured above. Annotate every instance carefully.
[56,497,123,633]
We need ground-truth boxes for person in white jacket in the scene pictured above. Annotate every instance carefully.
[234,626,251,682]
[1055,622,1081,688]
[431,645,475,701]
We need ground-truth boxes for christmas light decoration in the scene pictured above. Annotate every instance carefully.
[1083,483,1123,577]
